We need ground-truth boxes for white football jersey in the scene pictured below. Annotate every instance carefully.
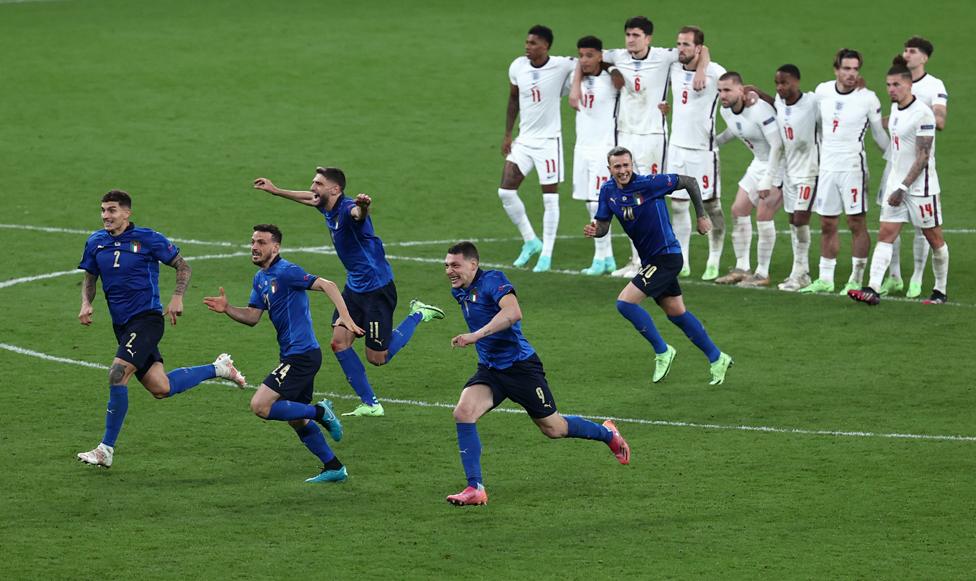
[775,92,820,179]
[912,73,948,109]
[603,47,678,135]
[509,56,576,139]
[815,81,885,171]
[719,100,780,162]
[669,61,726,151]
[886,98,939,196]
[574,69,618,150]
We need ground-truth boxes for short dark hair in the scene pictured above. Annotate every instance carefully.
[577,35,603,51]
[904,36,934,57]
[624,16,653,36]
[607,145,633,163]
[719,71,743,84]
[315,166,346,191]
[833,48,862,69]
[679,26,704,45]
[777,64,801,80]
[447,241,479,262]
[102,190,131,208]
[253,223,282,244]
[528,24,553,47]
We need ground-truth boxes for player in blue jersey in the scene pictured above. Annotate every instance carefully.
[584,147,733,385]
[253,167,444,417]
[76,190,247,469]
[203,224,365,483]
[442,241,630,506]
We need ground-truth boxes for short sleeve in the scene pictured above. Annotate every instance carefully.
[149,232,180,265]
[917,108,936,138]
[248,276,265,310]
[650,174,680,199]
[932,79,948,108]
[663,47,679,64]
[484,272,515,303]
[602,49,619,65]
[594,185,612,222]
[280,263,318,290]
[868,91,883,122]
[508,59,520,85]
[78,237,100,275]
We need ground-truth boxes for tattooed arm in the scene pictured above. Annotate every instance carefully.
[79,271,98,325]
[888,136,933,206]
[164,254,191,325]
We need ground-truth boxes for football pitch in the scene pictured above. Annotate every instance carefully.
[2,0,974,578]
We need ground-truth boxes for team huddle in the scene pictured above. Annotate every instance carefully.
[72,16,947,507]
[496,18,949,305]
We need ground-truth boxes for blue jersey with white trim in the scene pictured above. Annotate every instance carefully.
[595,173,682,261]
[451,269,535,369]
[248,256,320,357]
[78,223,180,325]
[318,195,394,293]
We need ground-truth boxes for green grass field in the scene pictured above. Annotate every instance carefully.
[2,0,975,578]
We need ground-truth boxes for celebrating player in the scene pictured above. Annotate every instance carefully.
[712,72,784,287]
[848,63,948,305]
[498,24,576,272]
[584,147,733,385]
[76,190,246,469]
[443,241,630,506]
[204,224,363,483]
[800,49,889,295]
[254,167,444,417]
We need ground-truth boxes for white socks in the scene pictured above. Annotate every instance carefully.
[819,256,837,283]
[868,242,893,291]
[789,224,810,278]
[706,200,725,270]
[498,188,535,242]
[850,257,868,286]
[756,220,776,279]
[586,201,613,260]
[541,193,559,258]
[732,216,752,271]
[932,243,949,294]
[671,201,692,270]
[912,228,930,286]
[888,235,902,279]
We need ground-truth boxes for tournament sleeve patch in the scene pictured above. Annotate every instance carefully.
[763,117,776,125]
[938,93,948,99]
[920,124,935,130]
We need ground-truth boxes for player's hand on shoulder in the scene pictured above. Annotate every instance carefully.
[692,68,707,92]
[78,304,93,326]
[658,101,671,116]
[253,177,276,193]
[696,216,712,235]
[744,90,759,107]
[203,287,228,313]
[610,69,625,90]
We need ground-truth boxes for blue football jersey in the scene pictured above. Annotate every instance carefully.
[318,195,394,293]
[78,223,180,325]
[595,173,683,261]
[451,269,535,369]
[248,256,320,357]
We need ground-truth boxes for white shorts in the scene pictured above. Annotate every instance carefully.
[880,193,943,229]
[507,137,565,185]
[666,145,720,201]
[738,159,779,205]
[815,169,868,216]
[572,146,611,201]
[782,175,818,214]
[617,131,666,175]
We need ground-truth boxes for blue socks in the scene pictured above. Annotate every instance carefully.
[267,400,319,421]
[294,422,336,465]
[166,364,216,397]
[456,423,482,488]
[102,385,128,447]
[335,347,379,405]
[616,300,667,354]
[669,311,721,363]
[565,415,613,443]
[385,312,421,363]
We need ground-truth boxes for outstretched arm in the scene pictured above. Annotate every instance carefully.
[888,136,933,206]
[349,193,371,221]
[253,178,320,207]
[163,254,191,326]
[452,293,522,348]
[79,271,98,325]
[310,277,364,336]
[203,287,264,326]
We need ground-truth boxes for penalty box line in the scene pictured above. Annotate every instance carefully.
[2,341,974,444]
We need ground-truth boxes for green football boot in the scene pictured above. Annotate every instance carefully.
[653,345,677,383]
[409,299,445,323]
[905,280,923,299]
[701,264,720,281]
[837,280,859,296]
[342,403,385,417]
[879,276,904,297]
[798,279,834,294]
[708,353,734,386]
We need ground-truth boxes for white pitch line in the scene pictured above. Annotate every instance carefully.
[1,341,973,443]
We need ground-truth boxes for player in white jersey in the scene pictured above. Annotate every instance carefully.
[746,64,821,291]
[711,72,784,287]
[799,49,889,296]
[664,26,727,281]
[571,35,620,275]
[878,37,950,299]
[497,25,575,273]
[849,62,948,305]
[571,17,708,279]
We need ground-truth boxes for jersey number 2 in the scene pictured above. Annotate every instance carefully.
[113,250,121,268]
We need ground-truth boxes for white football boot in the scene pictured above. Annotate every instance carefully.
[77,443,114,468]
[213,353,247,388]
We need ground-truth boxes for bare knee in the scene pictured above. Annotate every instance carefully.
[250,398,270,418]
[539,424,563,439]
[453,405,479,424]
[365,350,387,366]
[108,363,128,385]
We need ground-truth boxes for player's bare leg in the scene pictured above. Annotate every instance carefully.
[499,162,541,266]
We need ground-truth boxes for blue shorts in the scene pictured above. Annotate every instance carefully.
[262,348,322,404]
[464,354,557,419]
[333,281,397,351]
[631,253,683,302]
[113,311,164,380]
